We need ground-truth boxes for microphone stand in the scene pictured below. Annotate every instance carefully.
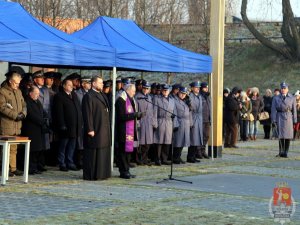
[144,97,192,184]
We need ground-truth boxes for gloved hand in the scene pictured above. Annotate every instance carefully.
[190,125,194,129]
[153,127,157,132]
[15,112,25,121]
[272,122,277,128]
[60,126,67,131]
[135,112,146,119]
[173,127,179,132]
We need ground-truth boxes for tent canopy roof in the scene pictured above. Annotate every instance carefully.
[0,1,115,67]
[73,16,212,73]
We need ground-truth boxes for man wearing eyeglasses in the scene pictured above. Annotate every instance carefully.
[0,71,27,176]
[271,82,297,158]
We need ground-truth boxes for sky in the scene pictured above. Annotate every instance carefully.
[234,0,300,21]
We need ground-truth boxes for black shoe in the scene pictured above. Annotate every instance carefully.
[29,169,42,175]
[224,144,231,148]
[129,163,136,168]
[187,159,195,163]
[129,173,136,178]
[276,154,282,157]
[172,159,181,164]
[68,165,80,171]
[194,159,201,163]
[59,166,69,172]
[38,167,47,172]
[155,160,161,166]
[231,145,239,148]
[162,161,171,165]
[12,170,23,176]
[9,171,15,177]
[195,154,203,159]
[120,173,131,179]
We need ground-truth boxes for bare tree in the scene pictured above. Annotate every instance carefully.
[241,0,300,61]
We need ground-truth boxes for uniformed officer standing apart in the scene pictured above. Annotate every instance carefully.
[135,80,155,165]
[153,84,179,165]
[271,82,297,158]
[173,86,191,164]
[187,81,202,163]
[198,82,211,159]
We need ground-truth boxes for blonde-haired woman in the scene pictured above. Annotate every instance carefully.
[261,89,272,139]
[239,91,252,141]
[249,87,264,140]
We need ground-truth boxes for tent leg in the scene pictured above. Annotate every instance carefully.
[111,67,117,172]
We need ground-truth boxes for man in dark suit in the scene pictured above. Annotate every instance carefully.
[82,76,112,180]
[53,79,82,171]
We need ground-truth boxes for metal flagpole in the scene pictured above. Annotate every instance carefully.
[111,67,117,171]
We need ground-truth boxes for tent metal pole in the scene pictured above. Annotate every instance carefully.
[210,73,214,161]
[111,67,117,171]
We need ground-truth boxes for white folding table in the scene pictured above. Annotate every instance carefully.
[0,139,31,185]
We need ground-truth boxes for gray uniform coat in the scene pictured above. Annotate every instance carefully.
[173,96,192,148]
[36,85,51,150]
[189,92,203,146]
[271,93,297,139]
[153,95,179,144]
[135,92,155,145]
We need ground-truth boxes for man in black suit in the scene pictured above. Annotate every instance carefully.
[53,79,82,171]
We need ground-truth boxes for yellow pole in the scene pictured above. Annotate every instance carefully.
[208,0,225,158]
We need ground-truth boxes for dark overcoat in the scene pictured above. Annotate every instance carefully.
[251,96,264,120]
[21,97,44,152]
[82,89,111,149]
[115,91,138,148]
[271,93,297,139]
[135,92,155,145]
[52,91,82,138]
[223,93,240,125]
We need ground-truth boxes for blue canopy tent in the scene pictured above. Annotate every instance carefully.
[72,16,212,73]
[0,1,116,67]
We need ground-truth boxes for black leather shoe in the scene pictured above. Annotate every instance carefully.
[172,159,181,164]
[129,174,136,178]
[162,161,171,165]
[155,160,161,166]
[129,163,136,168]
[194,159,201,163]
[59,166,69,172]
[68,165,80,171]
[187,159,195,163]
[202,152,210,159]
[9,171,15,177]
[12,170,23,176]
[38,167,47,172]
[224,144,231,148]
[120,173,131,179]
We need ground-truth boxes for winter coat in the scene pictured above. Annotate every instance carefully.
[82,89,111,149]
[21,97,45,152]
[52,91,83,138]
[0,83,27,135]
[271,93,297,139]
[135,92,155,145]
[173,96,191,147]
[153,95,178,144]
[189,92,203,146]
[251,96,264,121]
[224,93,240,125]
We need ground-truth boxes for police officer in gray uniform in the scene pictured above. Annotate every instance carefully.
[271,82,297,158]
[135,80,155,165]
[198,82,211,159]
[173,86,191,164]
[153,84,179,165]
[187,81,203,163]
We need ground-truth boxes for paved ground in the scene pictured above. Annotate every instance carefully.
[1,137,300,225]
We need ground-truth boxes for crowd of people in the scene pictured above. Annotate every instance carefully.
[0,70,297,180]
[0,71,212,180]
[223,83,298,158]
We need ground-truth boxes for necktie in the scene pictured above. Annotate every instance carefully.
[283,95,286,100]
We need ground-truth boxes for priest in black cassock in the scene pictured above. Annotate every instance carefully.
[82,76,111,180]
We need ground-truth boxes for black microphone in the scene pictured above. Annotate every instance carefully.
[136,97,148,100]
